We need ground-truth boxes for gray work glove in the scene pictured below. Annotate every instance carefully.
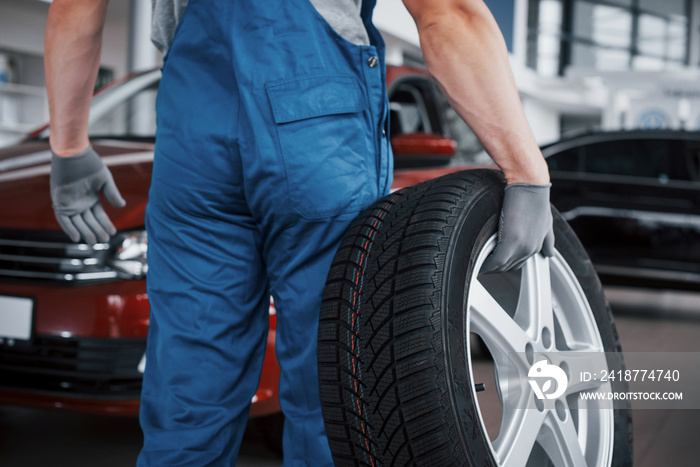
[50,146,126,245]
[481,183,555,273]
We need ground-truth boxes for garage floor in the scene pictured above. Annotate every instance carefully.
[1,287,698,466]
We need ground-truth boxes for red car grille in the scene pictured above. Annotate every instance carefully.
[0,231,118,282]
[0,336,146,397]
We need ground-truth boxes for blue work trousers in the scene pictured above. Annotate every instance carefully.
[137,0,392,465]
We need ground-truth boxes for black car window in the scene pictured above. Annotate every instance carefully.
[546,146,581,172]
[581,139,672,180]
[545,137,700,182]
[88,82,159,139]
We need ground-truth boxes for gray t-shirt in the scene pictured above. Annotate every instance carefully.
[151,0,369,54]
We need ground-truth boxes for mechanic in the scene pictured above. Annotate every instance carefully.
[45,0,554,464]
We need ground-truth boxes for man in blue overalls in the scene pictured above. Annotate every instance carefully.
[46,0,554,464]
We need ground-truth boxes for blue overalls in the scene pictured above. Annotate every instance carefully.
[138,0,392,464]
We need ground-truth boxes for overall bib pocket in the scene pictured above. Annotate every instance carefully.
[266,75,376,219]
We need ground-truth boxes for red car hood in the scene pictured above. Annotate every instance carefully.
[0,138,490,234]
[0,140,154,232]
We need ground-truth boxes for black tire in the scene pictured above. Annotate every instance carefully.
[318,169,633,466]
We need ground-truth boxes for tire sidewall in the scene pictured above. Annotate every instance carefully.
[443,184,502,467]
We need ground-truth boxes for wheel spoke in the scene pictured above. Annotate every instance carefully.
[550,351,609,396]
[493,407,547,467]
[470,279,531,356]
[514,254,553,346]
[538,411,588,467]
[554,318,603,352]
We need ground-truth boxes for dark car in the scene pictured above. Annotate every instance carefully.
[0,66,463,418]
[544,130,700,291]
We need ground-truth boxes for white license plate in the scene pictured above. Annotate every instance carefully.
[0,295,33,341]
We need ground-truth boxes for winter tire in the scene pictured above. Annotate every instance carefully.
[318,169,633,466]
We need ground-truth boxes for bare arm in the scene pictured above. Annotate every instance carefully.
[45,0,109,157]
[403,0,554,272]
[45,0,125,246]
[403,0,548,185]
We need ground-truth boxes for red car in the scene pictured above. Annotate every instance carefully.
[0,66,464,418]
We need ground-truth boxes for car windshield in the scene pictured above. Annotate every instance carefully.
[33,78,159,141]
[88,81,158,140]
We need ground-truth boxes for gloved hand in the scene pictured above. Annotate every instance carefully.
[50,146,126,245]
[481,182,555,273]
